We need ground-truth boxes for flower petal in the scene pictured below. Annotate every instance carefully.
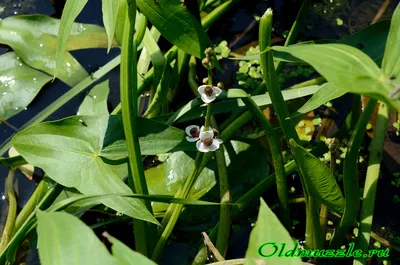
[212,138,222,149]
[199,127,214,140]
[186,136,198,142]
[212,87,222,97]
[196,141,209,152]
[185,125,199,136]
[207,144,219,151]
[200,93,216,103]
[198,85,206,95]
[215,138,223,144]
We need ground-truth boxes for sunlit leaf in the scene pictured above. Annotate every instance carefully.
[382,3,400,77]
[55,0,88,80]
[12,115,158,224]
[244,198,303,265]
[271,44,400,111]
[136,0,211,58]
[289,139,345,214]
[0,52,51,121]
[142,28,165,90]
[36,211,118,265]
[77,80,110,116]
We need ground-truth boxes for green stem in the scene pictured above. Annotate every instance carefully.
[215,146,231,257]
[152,152,204,262]
[330,99,377,249]
[0,170,16,252]
[189,56,199,96]
[120,0,155,257]
[354,102,389,265]
[13,180,49,234]
[241,94,291,229]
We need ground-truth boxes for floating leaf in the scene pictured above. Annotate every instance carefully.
[36,211,118,265]
[0,15,109,86]
[244,198,303,265]
[12,115,158,224]
[0,52,51,121]
[136,0,211,58]
[289,139,345,214]
[78,80,110,116]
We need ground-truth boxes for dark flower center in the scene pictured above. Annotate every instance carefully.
[190,128,199,138]
[204,86,213,96]
[203,138,213,146]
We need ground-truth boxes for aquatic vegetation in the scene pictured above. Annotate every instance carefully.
[0,1,398,265]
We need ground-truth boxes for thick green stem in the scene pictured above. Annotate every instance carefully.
[120,0,155,256]
[258,9,292,229]
[330,99,377,249]
[241,94,291,229]
[215,146,231,257]
[0,170,16,252]
[13,180,49,234]
[353,102,389,265]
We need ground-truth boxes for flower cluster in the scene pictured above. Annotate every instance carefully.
[185,125,223,152]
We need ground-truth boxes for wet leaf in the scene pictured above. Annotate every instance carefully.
[12,115,158,224]
[78,80,110,116]
[36,211,118,265]
[104,233,158,265]
[136,0,211,58]
[289,139,345,214]
[101,115,196,158]
[0,52,51,121]
[0,15,99,86]
[244,198,303,265]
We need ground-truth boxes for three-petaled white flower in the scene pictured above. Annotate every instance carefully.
[185,125,223,152]
[198,85,222,103]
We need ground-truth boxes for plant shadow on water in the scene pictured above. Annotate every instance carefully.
[0,0,400,264]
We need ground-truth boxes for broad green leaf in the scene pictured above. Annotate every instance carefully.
[291,83,346,117]
[104,233,157,265]
[271,44,400,111]
[55,0,88,79]
[382,3,400,77]
[36,211,118,265]
[145,151,216,212]
[101,115,196,158]
[102,0,120,52]
[289,139,345,214]
[244,198,303,265]
[136,0,211,58]
[12,115,158,224]
[0,15,95,86]
[77,80,110,116]
[0,52,51,120]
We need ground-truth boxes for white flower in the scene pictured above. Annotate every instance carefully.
[196,126,223,152]
[185,125,200,142]
[198,85,222,103]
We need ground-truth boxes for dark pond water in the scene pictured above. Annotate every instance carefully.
[0,0,400,264]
